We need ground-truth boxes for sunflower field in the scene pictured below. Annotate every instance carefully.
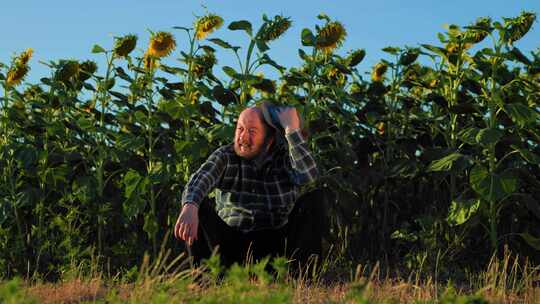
[0,11,539,281]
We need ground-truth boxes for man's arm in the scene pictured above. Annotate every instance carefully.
[277,107,319,185]
[175,148,227,245]
[285,128,319,185]
[181,147,227,207]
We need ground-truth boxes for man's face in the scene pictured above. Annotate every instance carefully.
[234,108,269,159]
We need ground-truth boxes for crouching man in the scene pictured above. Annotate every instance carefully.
[174,103,323,269]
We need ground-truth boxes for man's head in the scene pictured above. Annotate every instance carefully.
[234,107,275,159]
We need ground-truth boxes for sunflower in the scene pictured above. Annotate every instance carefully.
[6,48,34,86]
[315,21,347,54]
[195,14,224,40]
[507,11,536,45]
[6,64,29,87]
[79,60,98,81]
[326,67,346,86]
[464,17,491,44]
[371,62,388,82]
[114,34,138,58]
[192,51,217,78]
[147,31,176,58]
[56,60,80,83]
[19,48,33,65]
[258,15,291,42]
[347,49,366,67]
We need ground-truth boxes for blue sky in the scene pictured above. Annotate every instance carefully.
[1,1,539,83]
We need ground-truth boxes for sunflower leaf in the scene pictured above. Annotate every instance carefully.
[228,20,253,36]
[208,38,240,52]
[91,44,106,54]
[301,28,315,46]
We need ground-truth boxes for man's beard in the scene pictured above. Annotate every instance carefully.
[233,138,272,160]
[234,142,263,160]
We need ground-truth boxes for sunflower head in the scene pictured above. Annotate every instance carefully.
[252,77,276,95]
[506,11,536,45]
[23,84,44,100]
[192,51,217,78]
[195,14,224,40]
[347,49,366,67]
[399,49,420,66]
[258,15,292,43]
[79,60,98,81]
[464,17,492,44]
[19,48,33,65]
[6,64,29,87]
[325,67,346,86]
[148,31,176,58]
[315,21,347,54]
[55,60,80,83]
[371,62,388,82]
[114,34,138,58]
[6,49,33,86]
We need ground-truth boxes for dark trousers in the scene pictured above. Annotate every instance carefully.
[188,189,325,268]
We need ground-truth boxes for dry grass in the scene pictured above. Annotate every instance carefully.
[19,276,540,303]
[4,249,538,303]
[27,278,106,304]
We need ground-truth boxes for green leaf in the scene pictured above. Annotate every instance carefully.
[123,170,143,198]
[228,20,253,36]
[122,169,148,219]
[158,99,183,119]
[72,176,98,203]
[301,28,315,46]
[458,127,480,145]
[15,146,37,169]
[381,46,400,55]
[390,229,418,242]
[208,38,240,51]
[507,47,532,65]
[421,44,448,58]
[255,39,269,53]
[470,165,517,202]
[519,233,540,250]
[447,199,480,226]
[428,152,470,172]
[504,103,538,127]
[143,214,159,239]
[222,66,238,78]
[475,128,504,145]
[116,133,145,151]
[259,54,285,72]
[91,44,106,53]
[511,145,540,164]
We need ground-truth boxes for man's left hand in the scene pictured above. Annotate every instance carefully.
[276,107,300,134]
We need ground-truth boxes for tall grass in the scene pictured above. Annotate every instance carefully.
[1,247,538,303]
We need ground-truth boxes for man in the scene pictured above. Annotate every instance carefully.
[174,103,322,268]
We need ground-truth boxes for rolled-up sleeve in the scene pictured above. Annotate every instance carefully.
[181,147,227,207]
[285,129,319,185]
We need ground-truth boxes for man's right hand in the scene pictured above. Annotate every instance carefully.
[174,203,199,246]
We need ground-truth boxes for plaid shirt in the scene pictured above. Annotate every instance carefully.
[181,129,318,232]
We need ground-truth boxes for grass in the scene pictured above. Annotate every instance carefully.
[1,249,539,303]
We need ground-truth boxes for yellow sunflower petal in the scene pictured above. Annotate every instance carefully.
[315,21,347,54]
[148,31,176,58]
[195,14,224,40]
